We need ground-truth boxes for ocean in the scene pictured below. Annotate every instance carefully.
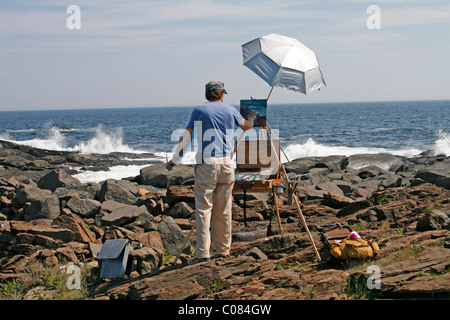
[0,100,449,183]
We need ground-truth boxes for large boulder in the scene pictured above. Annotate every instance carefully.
[346,153,406,171]
[414,160,450,190]
[96,179,138,205]
[139,163,195,188]
[37,169,83,192]
[285,156,346,175]
[14,185,52,206]
[129,247,164,275]
[165,201,194,219]
[0,156,32,168]
[157,215,192,256]
[416,210,450,231]
[29,225,74,243]
[24,195,61,221]
[100,205,152,227]
[164,185,195,206]
[66,197,101,218]
[321,192,354,209]
[53,213,96,243]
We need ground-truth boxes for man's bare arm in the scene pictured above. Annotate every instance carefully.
[167,127,192,170]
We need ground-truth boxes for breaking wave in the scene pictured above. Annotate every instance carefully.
[282,138,423,160]
[434,130,450,157]
[1,125,145,155]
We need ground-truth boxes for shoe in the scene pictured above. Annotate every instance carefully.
[187,257,210,265]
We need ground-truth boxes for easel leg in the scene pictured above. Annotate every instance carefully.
[293,194,321,261]
[273,188,283,235]
[243,188,248,227]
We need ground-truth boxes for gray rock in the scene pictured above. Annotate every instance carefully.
[0,156,32,168]
[14,184,52,206]
[379,174,403,189]
[285,159,318,174]
[285,156,347,175]
[316,182,345,196]
[97,179,137,205]
[357,165,387,179]
[100,205,151,227]
[129,247,164,274]
[334,180,353,196]
[347,153,405,171]
[337,200,371,217]
[25,195,61,221]
[37,169,83,192]
[416,210,450,231]
[414,161,450,190]
[113,179,140,196]
[322,192,354,209]
[66,153,99,166]
[54,184,100,200]
[28,225,74,243]
[139,163,195,188]
[165,201,194,219]
[100,200,128,213]
[233,229,267,242]
[157,215,192,256]
[66,197,101,218]
[243,247,268,260]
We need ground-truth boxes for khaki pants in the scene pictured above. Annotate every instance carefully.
[194,157,235,259]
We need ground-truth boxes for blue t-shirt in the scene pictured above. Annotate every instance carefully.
[187,101,244,159]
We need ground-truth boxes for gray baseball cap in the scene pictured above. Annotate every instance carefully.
[205,80,228,94]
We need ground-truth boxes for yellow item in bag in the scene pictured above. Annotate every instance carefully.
[329,238,379,260]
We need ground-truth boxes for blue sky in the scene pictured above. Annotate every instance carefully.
[0,0,449,110]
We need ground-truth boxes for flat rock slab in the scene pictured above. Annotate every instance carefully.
[104,256,259,300]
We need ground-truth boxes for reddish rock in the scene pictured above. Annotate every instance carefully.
[53,213,96,243]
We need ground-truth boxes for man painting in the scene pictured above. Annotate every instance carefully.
[167,80,255,264]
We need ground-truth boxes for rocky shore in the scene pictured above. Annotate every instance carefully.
[0,139,449,300]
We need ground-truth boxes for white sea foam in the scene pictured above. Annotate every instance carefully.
[434,130,450,156]
[8,127,69,151]
[72,164,150,184]
[282,138,423,161]
[2,125,145,155]
[70,125,142,154]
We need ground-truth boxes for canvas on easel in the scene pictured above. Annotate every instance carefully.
[240,99,267,128]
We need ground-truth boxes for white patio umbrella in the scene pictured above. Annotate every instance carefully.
[242,33,326,99]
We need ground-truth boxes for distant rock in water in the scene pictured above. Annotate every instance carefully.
[58,126,72,130]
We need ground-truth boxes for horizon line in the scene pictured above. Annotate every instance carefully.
[0,98,449,112]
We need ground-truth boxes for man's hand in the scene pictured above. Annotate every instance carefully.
[166,160,176,171]
[240,111,257,131]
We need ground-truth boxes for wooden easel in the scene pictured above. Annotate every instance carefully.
[233,128,282,232]
[234,121,321,261]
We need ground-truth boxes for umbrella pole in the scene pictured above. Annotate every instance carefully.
[267,87,274,101]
